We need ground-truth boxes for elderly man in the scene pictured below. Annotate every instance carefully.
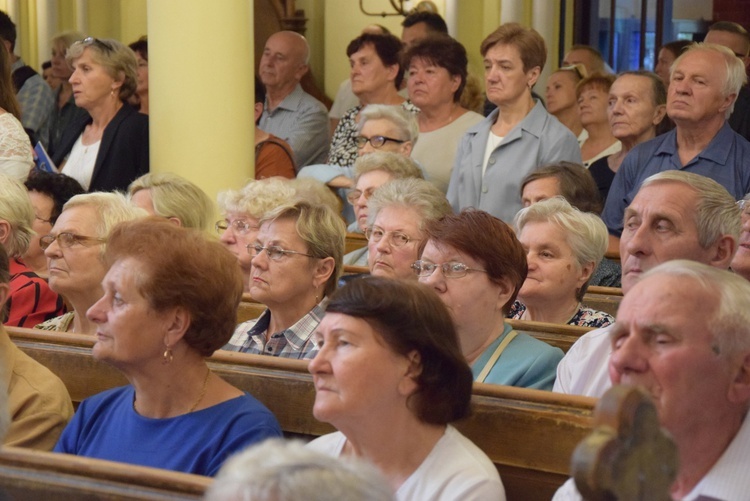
[602,43,750,249]
[555,170,739,397]
[554,261,750,500]
[705,21,750,141]
[258,31,329,169]
[0,242,74,450]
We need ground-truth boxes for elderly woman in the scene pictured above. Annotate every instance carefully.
[510,197,614,327]
[217,178,296,292]
[577,73,621,167]
[545,64,587,141]
[128,36,148,114]
[0,174,64,327]
[448,23,581,223]
[54,218,281,475]
[328,33,417,168]
[418,209,563,388]
[52,37,149,192]
[308,277,505,499]
[732,195,750,281]
[589,71,667,203]
[344,152,423,266]
[22,170,85,276]
[35,192,145,334]
[128,172,214,231]
[224,201,345,359]
[367,178,451,280]
[405,35,484,193]
[45,31,88,156]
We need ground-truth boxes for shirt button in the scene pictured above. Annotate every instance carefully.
[266,346,273,352]
[488,157,496,165]
[482,186,488,194]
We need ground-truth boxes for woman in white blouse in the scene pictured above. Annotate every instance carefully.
[0,42,33,180]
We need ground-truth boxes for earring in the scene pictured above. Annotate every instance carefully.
[162,346,173,364]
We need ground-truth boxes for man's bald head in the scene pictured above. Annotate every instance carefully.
[260,31,310,93]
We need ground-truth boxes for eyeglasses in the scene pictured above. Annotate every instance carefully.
[215,219,259,235]
[737,199,750,217]
[77,37,114,53]
[354,135,406,149]
[412,260,487,278]
[365,226,413,247]
[39,232,106,251]
[247,243,316,261]
[346,187,377,205]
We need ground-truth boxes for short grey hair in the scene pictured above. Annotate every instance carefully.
[639,260,750,361]
[0,174,35,257]
[640,170,740,249]
[63,192,147,255]
[514,196,608,301]
[128,172,214,231]
[217,178,296,219]
[367,178,452,232]
[671,43,748,117]
[353,151,424,181]
[205,439,394,501]
[358,104,419,144]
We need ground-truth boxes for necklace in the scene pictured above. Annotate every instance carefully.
[132,367,212,414]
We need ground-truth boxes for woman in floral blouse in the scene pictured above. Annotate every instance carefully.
[509,197,614,328]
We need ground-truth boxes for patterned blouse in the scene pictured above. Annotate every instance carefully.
[327,101,420,167]
[507,301,614,329]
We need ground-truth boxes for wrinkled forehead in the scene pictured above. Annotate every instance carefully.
[628,182,698,220]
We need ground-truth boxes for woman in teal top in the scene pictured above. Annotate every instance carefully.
[416,209,563,390]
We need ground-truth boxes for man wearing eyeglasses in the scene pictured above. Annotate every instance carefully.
[258,31,329,169]
[0,11,54,145]
[0,174,65,328]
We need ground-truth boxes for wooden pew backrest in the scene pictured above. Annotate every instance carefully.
[0,446,210,500]
[9,327,595,501]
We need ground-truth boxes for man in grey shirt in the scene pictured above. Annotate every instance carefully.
[258,31,329,169]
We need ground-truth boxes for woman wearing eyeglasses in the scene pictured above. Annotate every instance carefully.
[35,193,145,334]
[327,33,417,168]
[343,152,423,266]
[366,178,451,280]
[418,209,562,389]
[216,178,296,292]
[51,37,149,192]
[405,35,483,194]
[223,201,345,359]
[545,65,587,142]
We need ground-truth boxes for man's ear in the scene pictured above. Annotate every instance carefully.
[728,351,750,405]
[709,235,737,269]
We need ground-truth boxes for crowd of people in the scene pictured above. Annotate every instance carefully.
[0,7,748,500]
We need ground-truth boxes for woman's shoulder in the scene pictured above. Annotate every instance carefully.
[401,425,505,500]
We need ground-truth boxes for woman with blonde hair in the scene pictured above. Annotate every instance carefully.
[128,172,213,231]
[51,37,148,192]
[224,201,345,359]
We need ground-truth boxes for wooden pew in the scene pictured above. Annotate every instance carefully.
[0,446,210,500]
[344,232,367,255]
[587,286,623,296]
[9,327,595,501]
[507,319,592,353]
[582,292,622,317]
